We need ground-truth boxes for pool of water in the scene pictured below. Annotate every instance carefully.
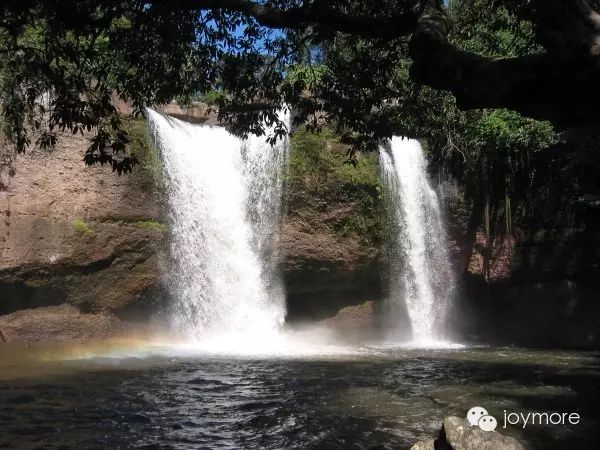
[0,341,599,449]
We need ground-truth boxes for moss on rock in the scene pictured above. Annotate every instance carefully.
[126,118,164,192]
[72,219,95,238]
[287,127,382,245]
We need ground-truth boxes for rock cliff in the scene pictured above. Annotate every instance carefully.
[459,228,600,348]
[0,117,383,341]
[0,124,167,341]
[2,111,599,348]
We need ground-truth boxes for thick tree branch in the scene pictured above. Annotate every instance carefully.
[530,0,600,56]
[151,0,418,38]
[409,0,600,128]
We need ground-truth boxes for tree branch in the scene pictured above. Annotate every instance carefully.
[530,0,600,56]
[409,0,600,128]
[151,0,418,38]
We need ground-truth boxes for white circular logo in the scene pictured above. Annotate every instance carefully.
[478,415,498,432]
[467,406,488,426]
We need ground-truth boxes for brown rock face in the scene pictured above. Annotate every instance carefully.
[280,209,382,322]
[463,227,600,348]
[158,101,220,126]
[319,301,381,342]
[0,130,167,320]
[0,304,131,343]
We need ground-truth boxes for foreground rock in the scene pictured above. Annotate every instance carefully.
[411,416,525,450]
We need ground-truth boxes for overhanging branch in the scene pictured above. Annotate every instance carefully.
[530,0,600,56]
[409,0,600,128]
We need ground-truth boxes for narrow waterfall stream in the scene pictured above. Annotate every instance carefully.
[380,137,454,343]
[147,109,289,343]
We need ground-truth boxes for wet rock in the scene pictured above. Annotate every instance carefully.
[411,416,524,450]
[158,101,220,126]
[319,301,380,342]
[0,128,167,320]
[411,440,435,450]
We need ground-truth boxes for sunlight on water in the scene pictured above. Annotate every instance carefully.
[372,339,467,350]
[32,323,468,363]
[1,338,597,450]
[3,335,593,375]
[59,330,384,361]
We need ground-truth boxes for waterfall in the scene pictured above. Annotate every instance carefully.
[147,109,289,342]
[379,137,454,343]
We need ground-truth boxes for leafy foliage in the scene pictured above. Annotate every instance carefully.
[450,0,541,57]
[431,1,559,224]
[0,0,289,169]
[0,0,428,167]
[368,1,562,236]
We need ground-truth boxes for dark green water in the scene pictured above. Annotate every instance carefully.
[0,343,598,449]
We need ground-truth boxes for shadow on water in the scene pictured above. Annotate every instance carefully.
[0,346,599,449]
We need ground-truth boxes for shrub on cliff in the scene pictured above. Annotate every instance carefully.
[286,128,382,246]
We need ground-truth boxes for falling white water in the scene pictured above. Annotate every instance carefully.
[147,109,289,343]
[379,137,454,343]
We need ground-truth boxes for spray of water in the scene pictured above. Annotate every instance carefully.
[379,137,454,344]
[147,109,289,345]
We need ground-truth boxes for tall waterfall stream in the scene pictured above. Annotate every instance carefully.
[148,114,454,346]
[380,137,454,343]
[147,109,289,343]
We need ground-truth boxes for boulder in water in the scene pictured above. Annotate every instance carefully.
[411,416,525,450]
[411,439,435,450]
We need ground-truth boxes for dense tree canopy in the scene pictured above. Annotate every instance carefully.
[0,0,599,174]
